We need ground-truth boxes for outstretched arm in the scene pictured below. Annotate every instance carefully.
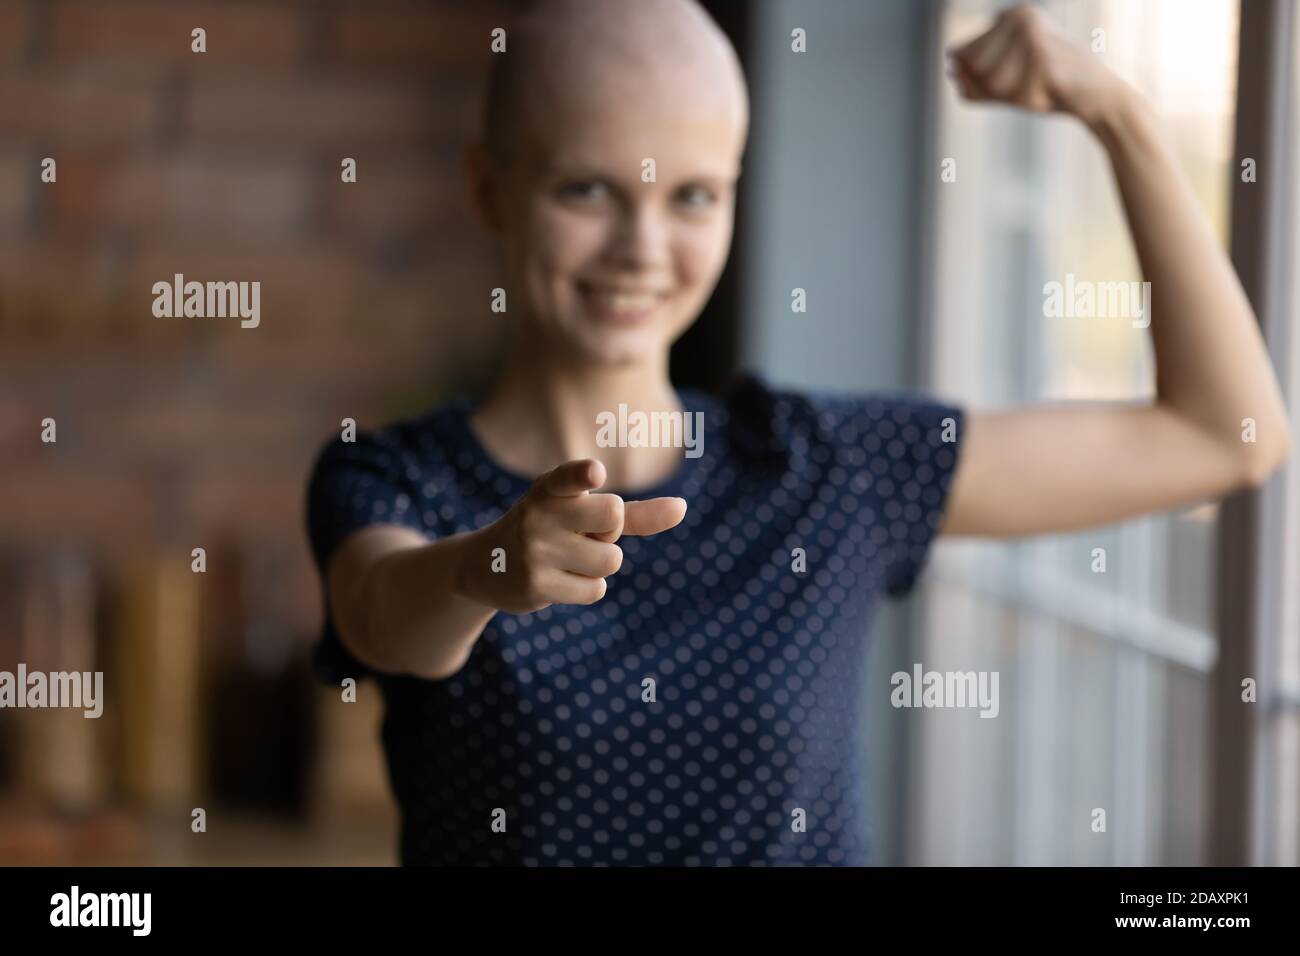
[939,4,1291,538]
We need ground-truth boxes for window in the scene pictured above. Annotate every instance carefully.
[916,0,1242,864]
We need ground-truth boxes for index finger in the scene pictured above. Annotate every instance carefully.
[621,497,688,537]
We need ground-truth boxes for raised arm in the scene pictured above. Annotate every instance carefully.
[940,4,1291,538]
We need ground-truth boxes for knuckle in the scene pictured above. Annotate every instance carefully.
[522,563,547,594]
[520,529,546,563]
[519,504,549,543]
[603,544,624,577]
[1012,5,1039,27]
[601,494,625,529]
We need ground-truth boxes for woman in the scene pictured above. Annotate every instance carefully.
[307,0,1290,865]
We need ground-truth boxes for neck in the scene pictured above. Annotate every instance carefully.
[471,326,686,492]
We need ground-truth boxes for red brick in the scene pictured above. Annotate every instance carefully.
[0,69,161,145]
[0,300,192,360]
[0,470,155,546]
[0,239,500,377]
[0,2,511,704]
[0,242,204,358]
[0,399,57,471]
[327,3,516,70]
[187,72,473,149]
[0,1,30,65]
[0,155,33,236]
[186,471,311,540]
[111,389,303,469]
[325,150,464,237]
[0,240,99,310]
[50,0,304,66]
[208,333,421,384]
[32,151,119,237]
[47,152,313,242]
[127,245,364,334]
[125,245,362,296]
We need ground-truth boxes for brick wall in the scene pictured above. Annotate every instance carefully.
[0,0,523,637]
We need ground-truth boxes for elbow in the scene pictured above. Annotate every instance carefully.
[348,561,403,675]
[1239,429,1292,488]
[339,614,399,677]
[357,558,472,682]
[411,651,472,682]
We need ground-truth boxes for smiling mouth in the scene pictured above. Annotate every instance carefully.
[577,281,670,323]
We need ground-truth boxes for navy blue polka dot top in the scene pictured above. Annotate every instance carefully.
[306,371,964,865]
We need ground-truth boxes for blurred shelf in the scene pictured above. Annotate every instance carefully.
[0,807,397,867]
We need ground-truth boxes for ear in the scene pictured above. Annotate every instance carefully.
[464,142,504,235]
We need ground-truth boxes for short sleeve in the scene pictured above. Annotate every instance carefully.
[859,395,964,599]
[305,428,427,686]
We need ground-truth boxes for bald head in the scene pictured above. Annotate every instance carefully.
[481,0,749,172]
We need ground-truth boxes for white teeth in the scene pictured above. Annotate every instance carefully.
[587,289,659,312]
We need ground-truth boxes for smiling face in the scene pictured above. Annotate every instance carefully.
[468,0,749,367]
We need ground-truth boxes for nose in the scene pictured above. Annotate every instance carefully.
[606,201,671,271]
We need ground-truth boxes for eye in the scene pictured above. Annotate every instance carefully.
[675,184,718,208]
[557,180,610,203]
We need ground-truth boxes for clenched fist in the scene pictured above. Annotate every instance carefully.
[456,458,687,614]
[946,4,1127,125]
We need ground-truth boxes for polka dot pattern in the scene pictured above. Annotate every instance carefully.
[306,371,964,865]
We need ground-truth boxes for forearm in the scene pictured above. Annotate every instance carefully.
[1089,86,1291,476]
[358,530,497,680]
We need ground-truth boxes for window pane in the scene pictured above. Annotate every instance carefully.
[920,0,1239,863]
